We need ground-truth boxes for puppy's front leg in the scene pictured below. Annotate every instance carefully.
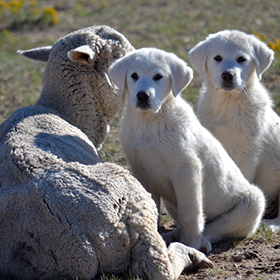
[151,192,161,229]
[172,155,209,252]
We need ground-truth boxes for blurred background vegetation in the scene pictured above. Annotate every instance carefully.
[1,0,280,164]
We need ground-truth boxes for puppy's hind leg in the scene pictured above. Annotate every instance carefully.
[204,185,265,244]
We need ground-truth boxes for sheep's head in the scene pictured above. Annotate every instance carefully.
[18,25,134,149]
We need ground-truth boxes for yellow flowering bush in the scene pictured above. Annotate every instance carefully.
[0,0,58,30]
[253,31,280,60]
[42,6,58,25]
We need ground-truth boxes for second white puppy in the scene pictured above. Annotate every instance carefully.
[109,48,265,253]
[189,30,280,232]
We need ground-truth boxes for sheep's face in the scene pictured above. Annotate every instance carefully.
[57,26,134,147]
[49,25,134,111]
[18,25,134,148]
[67,26,134,73]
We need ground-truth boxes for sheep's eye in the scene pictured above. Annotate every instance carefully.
[214,55,222,62]
[153,73,163,81]
[237,56,246,63]
[131,73,139,80]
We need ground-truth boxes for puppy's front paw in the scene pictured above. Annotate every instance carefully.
[263,219,280,233]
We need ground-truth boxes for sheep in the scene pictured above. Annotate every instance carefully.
[17,25,133,150]
[0,25,213,279]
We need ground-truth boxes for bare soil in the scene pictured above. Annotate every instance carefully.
[159,218,280,280]
[183,235,280,280]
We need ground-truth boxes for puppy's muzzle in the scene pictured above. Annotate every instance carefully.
[221,70,235,90]
[137,91,150,110]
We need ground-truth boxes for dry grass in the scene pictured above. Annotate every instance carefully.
[1,0,280,126]
[1,0,280,279]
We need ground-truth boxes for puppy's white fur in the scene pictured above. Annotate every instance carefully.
[109,48,265,253]
[189,30,280,232]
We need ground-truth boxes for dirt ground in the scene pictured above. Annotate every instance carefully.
[184,235,280,279]
[184,234,280,279]
[160,218,280,280]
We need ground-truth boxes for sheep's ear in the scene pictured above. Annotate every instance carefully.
[250,36,274,80]
[109,56,129,95]
[68,45,96,65]
[168,54,193,97]
[17,46,52,62]
[189,40,210,79]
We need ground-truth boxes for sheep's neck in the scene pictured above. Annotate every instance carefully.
[36,81,121,149]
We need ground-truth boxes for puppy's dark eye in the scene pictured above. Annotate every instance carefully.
[153,73,163,81]
[214,55,222,62]
[237,56,246,63]
[131,73,139,80]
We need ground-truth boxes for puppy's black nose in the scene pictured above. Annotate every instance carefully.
[137,91,150,101]
[222,71,234,82]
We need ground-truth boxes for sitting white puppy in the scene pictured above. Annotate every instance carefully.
[189,30,280,232]
[109,48,265,253]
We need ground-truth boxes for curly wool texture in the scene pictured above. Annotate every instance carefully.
[0,26,213,280]
[35,25,134,149]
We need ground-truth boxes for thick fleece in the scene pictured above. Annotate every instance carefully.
[18,25,134,149]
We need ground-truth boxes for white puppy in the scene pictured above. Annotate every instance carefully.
[109,48,265,253]
[189,30,280,232]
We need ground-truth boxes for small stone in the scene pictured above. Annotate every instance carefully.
[244,251,258,259]
[246,269,255,275]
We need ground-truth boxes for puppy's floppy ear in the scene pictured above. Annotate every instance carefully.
[168,54,193,97]
[189,40,210,79]
[109,55,130,94]
[250,35,274,80]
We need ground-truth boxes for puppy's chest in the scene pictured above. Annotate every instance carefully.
[126,144,172,192]
[125,136,169,166]
[122,128,173,171]
[210,126,253,156]
[122,118,173,148]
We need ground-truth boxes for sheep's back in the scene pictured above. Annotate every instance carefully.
[0,160,156,278]
[0,105,100,182]
[0,106,158,278]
